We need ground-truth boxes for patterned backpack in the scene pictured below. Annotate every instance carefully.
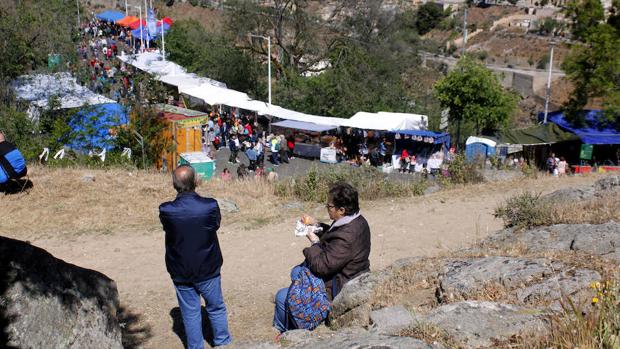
[286,264,332,330]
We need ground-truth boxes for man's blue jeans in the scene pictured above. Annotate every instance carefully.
[273,287,297,333]
[174,275,232,348]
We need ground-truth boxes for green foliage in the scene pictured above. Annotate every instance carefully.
[564,0,605,41]
[416,3,448,35]
[114,75,169,169]
[537,53,549,69]
[274,165,427,203]
[562,24,620,127]
[537,17,564,36]
[276,38,413,118]
[443,154,484,184]
[494,191,553,228]
[164,19,262,96]
[433,57,518,141]
[0,0,79,80]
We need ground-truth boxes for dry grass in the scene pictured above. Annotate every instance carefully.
[0,165,287,239]
[400,322,465,348]
[552,193,620,225]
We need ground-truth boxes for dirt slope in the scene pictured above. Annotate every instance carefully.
[0,168,602,347]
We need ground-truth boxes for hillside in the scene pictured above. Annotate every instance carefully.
[0,166,608,347]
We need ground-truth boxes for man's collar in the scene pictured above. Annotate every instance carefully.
[176,191,198,198]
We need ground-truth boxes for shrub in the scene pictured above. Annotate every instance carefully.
[529,280,620,348]
[443,154,484,185]
[494,191,553,228]
[274,165,427,203]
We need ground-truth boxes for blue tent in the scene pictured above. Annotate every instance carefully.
[393,130,451,148]
[68,103,128,151]
[131,26,155,41]
[96,10,126,23]
[542,110,620,144]
[132,23,170,41]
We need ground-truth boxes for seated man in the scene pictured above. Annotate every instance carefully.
[0,132,28,188]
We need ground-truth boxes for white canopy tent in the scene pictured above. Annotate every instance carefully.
[11,73,116,121]
[117,51,226,90]
[340,111,428,131]
[258,104,347,127]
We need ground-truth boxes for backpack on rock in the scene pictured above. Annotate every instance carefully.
[286,264,331,330]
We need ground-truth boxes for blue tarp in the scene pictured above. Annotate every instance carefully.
[68,103,128,151]
[132,24,170,41]
[272,120,337,132]
[542,110,620,145]
[131,26,153,41]
[393,130,451,147]
[96,10,126,23]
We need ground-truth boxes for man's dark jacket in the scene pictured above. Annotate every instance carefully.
[303,215,371,300]
[159,191,223,283]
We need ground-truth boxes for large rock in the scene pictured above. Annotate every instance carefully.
[330,257,424,329]
[438,257,560,301]
[516,269,600,307]
[482,223,620,262]
[369,305,415,334]
[287,327,441,349]
[0,237,122,349]
[416,301,547,348]
[542,175,619,202]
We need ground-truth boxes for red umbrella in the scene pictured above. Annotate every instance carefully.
[128,19,146,30]
[162,17,173,25]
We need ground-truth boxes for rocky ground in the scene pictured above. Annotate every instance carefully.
[1,170,617,348]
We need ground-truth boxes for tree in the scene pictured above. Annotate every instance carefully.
[164,19,262,97]
[563,0,605,41]
[433,57,517,145]
[416,2,447,35]
[562,23,620,127]
[0,0,79,81]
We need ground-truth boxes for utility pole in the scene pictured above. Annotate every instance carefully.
[461,8,468,57]
[543,41,555,124]
[76,0,80,30]
[250,34,272,105]
[161,20,165,60]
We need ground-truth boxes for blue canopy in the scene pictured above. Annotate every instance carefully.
[132,24,170,40]
[542,110,620,145]
[272,120,337,132]
[96,10,126,23]
[393,130,451,147]
[68,103,128,151]
[131,26,152,41]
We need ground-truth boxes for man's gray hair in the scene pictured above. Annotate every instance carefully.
[172,165,196,193]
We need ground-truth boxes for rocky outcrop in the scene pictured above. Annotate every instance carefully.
[0,236,122,349]
[414,301,547,348]
[543,175,619,202]
[483,222,620,262]
[437,257,561,301]
[369,305,414,334]
[281,327,441,349]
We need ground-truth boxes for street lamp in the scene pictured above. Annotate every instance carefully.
[250,34,272,105]
[543,41,556,124]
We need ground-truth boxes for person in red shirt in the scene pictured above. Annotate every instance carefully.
[399,149,410,173]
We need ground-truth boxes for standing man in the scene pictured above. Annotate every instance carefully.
[159,165,232,348]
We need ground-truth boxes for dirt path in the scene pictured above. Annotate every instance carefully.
[27,175,599,348]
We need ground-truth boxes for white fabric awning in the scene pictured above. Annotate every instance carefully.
[258,104,346,127]
[118,51,226,89]
[340,111,428,131]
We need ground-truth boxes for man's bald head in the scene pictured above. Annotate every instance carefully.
[172,165,196,193]
[0,132,5,143]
